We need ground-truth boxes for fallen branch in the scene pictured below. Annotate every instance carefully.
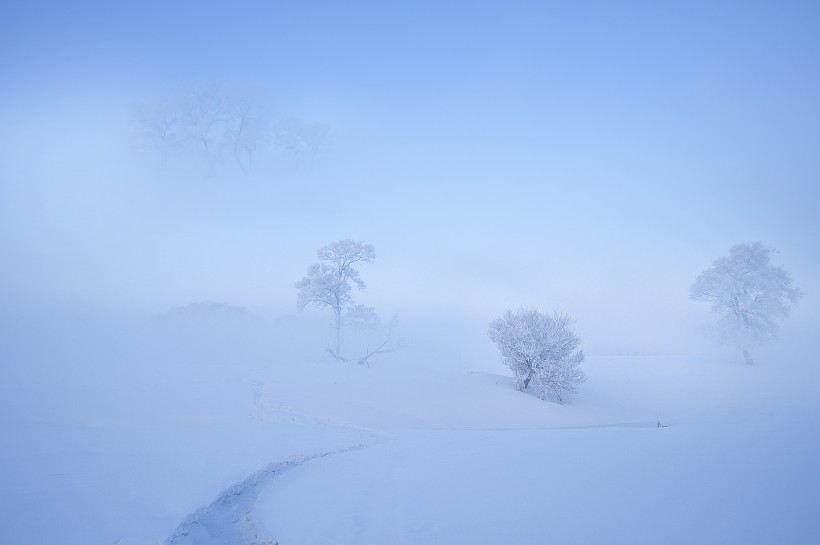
[326,349,350,363]
[357,336,407,366]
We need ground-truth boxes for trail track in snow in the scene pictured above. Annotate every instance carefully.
[163,419,660,545]
[165,430,380,545]
[165,376,666,545]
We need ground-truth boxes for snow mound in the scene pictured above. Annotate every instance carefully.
[157,301,260,326]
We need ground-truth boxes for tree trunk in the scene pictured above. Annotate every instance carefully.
[334,309,342,358]
[742,349,753,366]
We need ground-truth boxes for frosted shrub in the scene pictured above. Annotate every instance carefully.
[488,309,585,403]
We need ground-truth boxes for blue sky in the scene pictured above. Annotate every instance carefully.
[1,1,818,349]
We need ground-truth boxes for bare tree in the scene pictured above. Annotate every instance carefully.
[134,84,272,173]
[133,98,180,165]
[295,240,376,358]
[690,242,801,365]
[225,90,270,173]
[179,84,228,171]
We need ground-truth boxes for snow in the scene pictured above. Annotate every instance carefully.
[0,310,360,545]
[1,309,819,544]
[258,419,820,545]
[0,420,361,545]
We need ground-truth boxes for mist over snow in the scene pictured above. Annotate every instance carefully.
[2,2,820,544]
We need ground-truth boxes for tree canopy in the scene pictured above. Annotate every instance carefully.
[690,242,801,364]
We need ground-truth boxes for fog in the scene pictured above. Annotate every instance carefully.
[2,2,820,544]
[4,3,819,331]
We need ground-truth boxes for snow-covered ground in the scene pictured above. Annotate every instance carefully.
[0,310,366,545]
[259,418,819,545]
[1,309,818,544]
[251,327,820,544]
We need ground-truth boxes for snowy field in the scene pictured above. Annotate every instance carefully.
[2,308,818,545]
[4,2,820,544]
[259,420,819,545]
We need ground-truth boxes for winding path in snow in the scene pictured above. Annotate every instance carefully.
[163,420,659,545]
[165,431,379,545]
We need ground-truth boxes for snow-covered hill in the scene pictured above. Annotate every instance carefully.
[1,309,818,544]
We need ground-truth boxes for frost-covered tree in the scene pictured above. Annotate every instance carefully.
[488,309,585,403]
[690,242,801,365]
[295,240,376,358]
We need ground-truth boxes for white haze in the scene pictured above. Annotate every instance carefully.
[3,93,816,355]
[2,3,820,544]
